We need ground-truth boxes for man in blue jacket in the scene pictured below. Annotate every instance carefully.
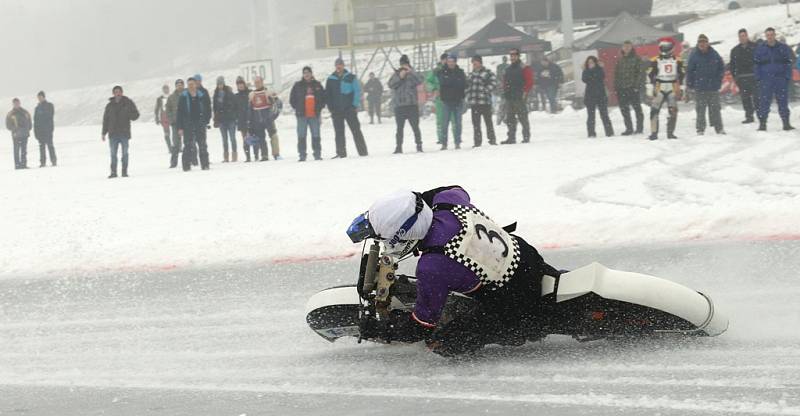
[176,77,212,171]
[754,27,795,131]
[686,34,725,135]
[325,58,368,158]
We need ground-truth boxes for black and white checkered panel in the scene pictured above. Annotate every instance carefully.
[443,205,521,290]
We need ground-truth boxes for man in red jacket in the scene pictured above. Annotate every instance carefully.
[500,48,534,144]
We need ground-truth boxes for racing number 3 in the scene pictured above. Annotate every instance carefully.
[475,224,510,257]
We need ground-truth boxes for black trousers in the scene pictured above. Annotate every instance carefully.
[395,105,422,148]
[736,76,759,121]
[252,121,277,161]
[617,88,644,133]
[586,97,614,137]
[368,99,381,123]
[431,237,560,356]
[182,125,209,171]
[332,108,368,157]
[470,104,495,146]
[505,98,530,142]
[35,132,56,166]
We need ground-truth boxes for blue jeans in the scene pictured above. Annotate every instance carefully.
[441,102,463,146]
[219,121,237,154]
[109,136,129,173]
[542,85,559,113]
[296,115,322,160]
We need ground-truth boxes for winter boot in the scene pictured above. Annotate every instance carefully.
[758,120,767,131]
[108,171,118,179]
[416,144,423,153]
[648,133,658,141]
[500,138,516,145]
[231,151,238,162]
[223,151,229,163]
[782,119,795,131]
[393,145,403,154]
[621,129,634,136]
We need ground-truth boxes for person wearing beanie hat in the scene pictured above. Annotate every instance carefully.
[233,76,255,161]
[155,84,173,154]
[647,37,684,140]
[364,72,384,124]
[436,54,467,149]
[346,186,562,355]
[465,54,497,147]
[389,54,424,153]
[165,79,185,168]
[325,56,368,158]
[187,74,210,165]
[290,66,326,161]
[425,53,452,144]
[34,90,56,167]
[686,33,726,136]
[213,75,238,163]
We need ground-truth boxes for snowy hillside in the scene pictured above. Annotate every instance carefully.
[5,0,800,128]
[681,3,800,59]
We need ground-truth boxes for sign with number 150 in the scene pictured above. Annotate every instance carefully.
[239,60,274,87]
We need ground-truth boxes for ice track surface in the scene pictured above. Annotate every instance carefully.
[1,240,799,415]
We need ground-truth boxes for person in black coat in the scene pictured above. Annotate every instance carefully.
[290,66,326,161]
[436,55,467,150]
[233,77,255,162]
[582,56,614,138]
[34,91,56,167]
[729,28,759,124]
[213,76,238,162]
[176,77,212,171]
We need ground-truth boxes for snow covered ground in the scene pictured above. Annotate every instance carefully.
[1,105,799,280]
[1,240,798,415]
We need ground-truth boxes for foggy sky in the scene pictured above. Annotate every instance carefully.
[0,0,331,97]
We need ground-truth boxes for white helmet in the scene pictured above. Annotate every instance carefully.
[363,190,433,256]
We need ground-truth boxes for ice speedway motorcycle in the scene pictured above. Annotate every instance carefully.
[306,241,729,353]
